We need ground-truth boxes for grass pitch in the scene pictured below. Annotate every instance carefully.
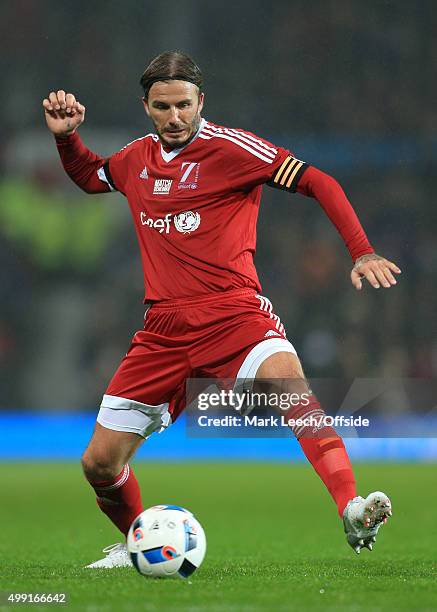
[1,463,436,611]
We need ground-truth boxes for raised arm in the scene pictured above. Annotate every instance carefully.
[266,153,401,291]
[294,166,401,290]
[43,90,109,194]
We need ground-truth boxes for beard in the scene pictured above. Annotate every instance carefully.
[155,111,202,150]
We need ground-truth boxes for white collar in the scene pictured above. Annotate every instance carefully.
[159,118,206,162]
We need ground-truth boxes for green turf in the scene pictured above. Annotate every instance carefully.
[0,463,436,611]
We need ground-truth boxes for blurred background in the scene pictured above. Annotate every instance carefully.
[0,0,436,459]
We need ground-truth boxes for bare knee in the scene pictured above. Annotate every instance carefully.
[81,449,123,483]
[81,422,143,483]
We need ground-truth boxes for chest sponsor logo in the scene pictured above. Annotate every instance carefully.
[178,162,200,190]
[140,210,201,235]
[153,178,173,195]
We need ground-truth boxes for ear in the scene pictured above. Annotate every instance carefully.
[142,97,150,117]
[198,92,205,114]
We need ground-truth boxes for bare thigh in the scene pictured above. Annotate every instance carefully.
[255,351,310,413]
[256,351,306,379]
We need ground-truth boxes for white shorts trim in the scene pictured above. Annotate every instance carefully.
[233,338,298,416]
[97,394,171,439]
[97,337,297,435]
[235,338,297,381]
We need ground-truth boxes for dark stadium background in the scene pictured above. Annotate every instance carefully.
[0,0,436,462]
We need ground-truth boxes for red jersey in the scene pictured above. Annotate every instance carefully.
[56,120,374,299]
[98,119,303,301]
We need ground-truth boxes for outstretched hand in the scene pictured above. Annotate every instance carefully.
[351,253,401,290]
[42,90,85,136]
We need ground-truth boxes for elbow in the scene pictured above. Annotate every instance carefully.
[312,167,341,190]
[300,166,344,198]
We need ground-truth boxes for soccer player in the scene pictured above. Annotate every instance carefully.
[43,51,397,568]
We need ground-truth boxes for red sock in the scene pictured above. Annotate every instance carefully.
[88,465,143,535]
[286,395,357,517]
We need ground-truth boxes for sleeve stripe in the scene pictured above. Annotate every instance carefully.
[224,129,276,159]
[204,122,278,155]
[224,128,278,155]
[271,156,303,186]
[267,155,309,193]
[280,159,301,186]
[286,161,304,189]
[201,129,275,163]
[273,155,293,184]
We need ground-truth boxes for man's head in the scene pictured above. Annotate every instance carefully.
[140,51,204,149]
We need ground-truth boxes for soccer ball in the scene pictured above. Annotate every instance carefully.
[126,505,206,578]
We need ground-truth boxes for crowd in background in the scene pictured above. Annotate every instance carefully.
[0,0,435,409]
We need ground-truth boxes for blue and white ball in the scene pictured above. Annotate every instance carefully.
[126,505,206,578]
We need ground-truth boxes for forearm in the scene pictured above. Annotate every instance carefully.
[55,132,109,194]
[296,166,374,261]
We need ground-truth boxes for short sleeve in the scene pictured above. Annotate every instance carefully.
[97,159,118,192]
[96,141,139,195]
[219,127,292,190]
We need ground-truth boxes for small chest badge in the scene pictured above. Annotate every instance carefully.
[153,179,173,195]
[178,162,200,190]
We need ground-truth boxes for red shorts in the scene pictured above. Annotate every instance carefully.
[97,288,296,437]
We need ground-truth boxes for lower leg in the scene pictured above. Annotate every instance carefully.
[88,464,143,535]
[256,352,357,517]
[280,392,356,516]
[298,426,356,517]
[82,423,144,535]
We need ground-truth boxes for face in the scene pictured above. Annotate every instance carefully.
[143,80,204,149]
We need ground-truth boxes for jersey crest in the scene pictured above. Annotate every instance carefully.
[174,211,201,234]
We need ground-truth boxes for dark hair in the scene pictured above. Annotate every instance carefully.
[140,51,203,99]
